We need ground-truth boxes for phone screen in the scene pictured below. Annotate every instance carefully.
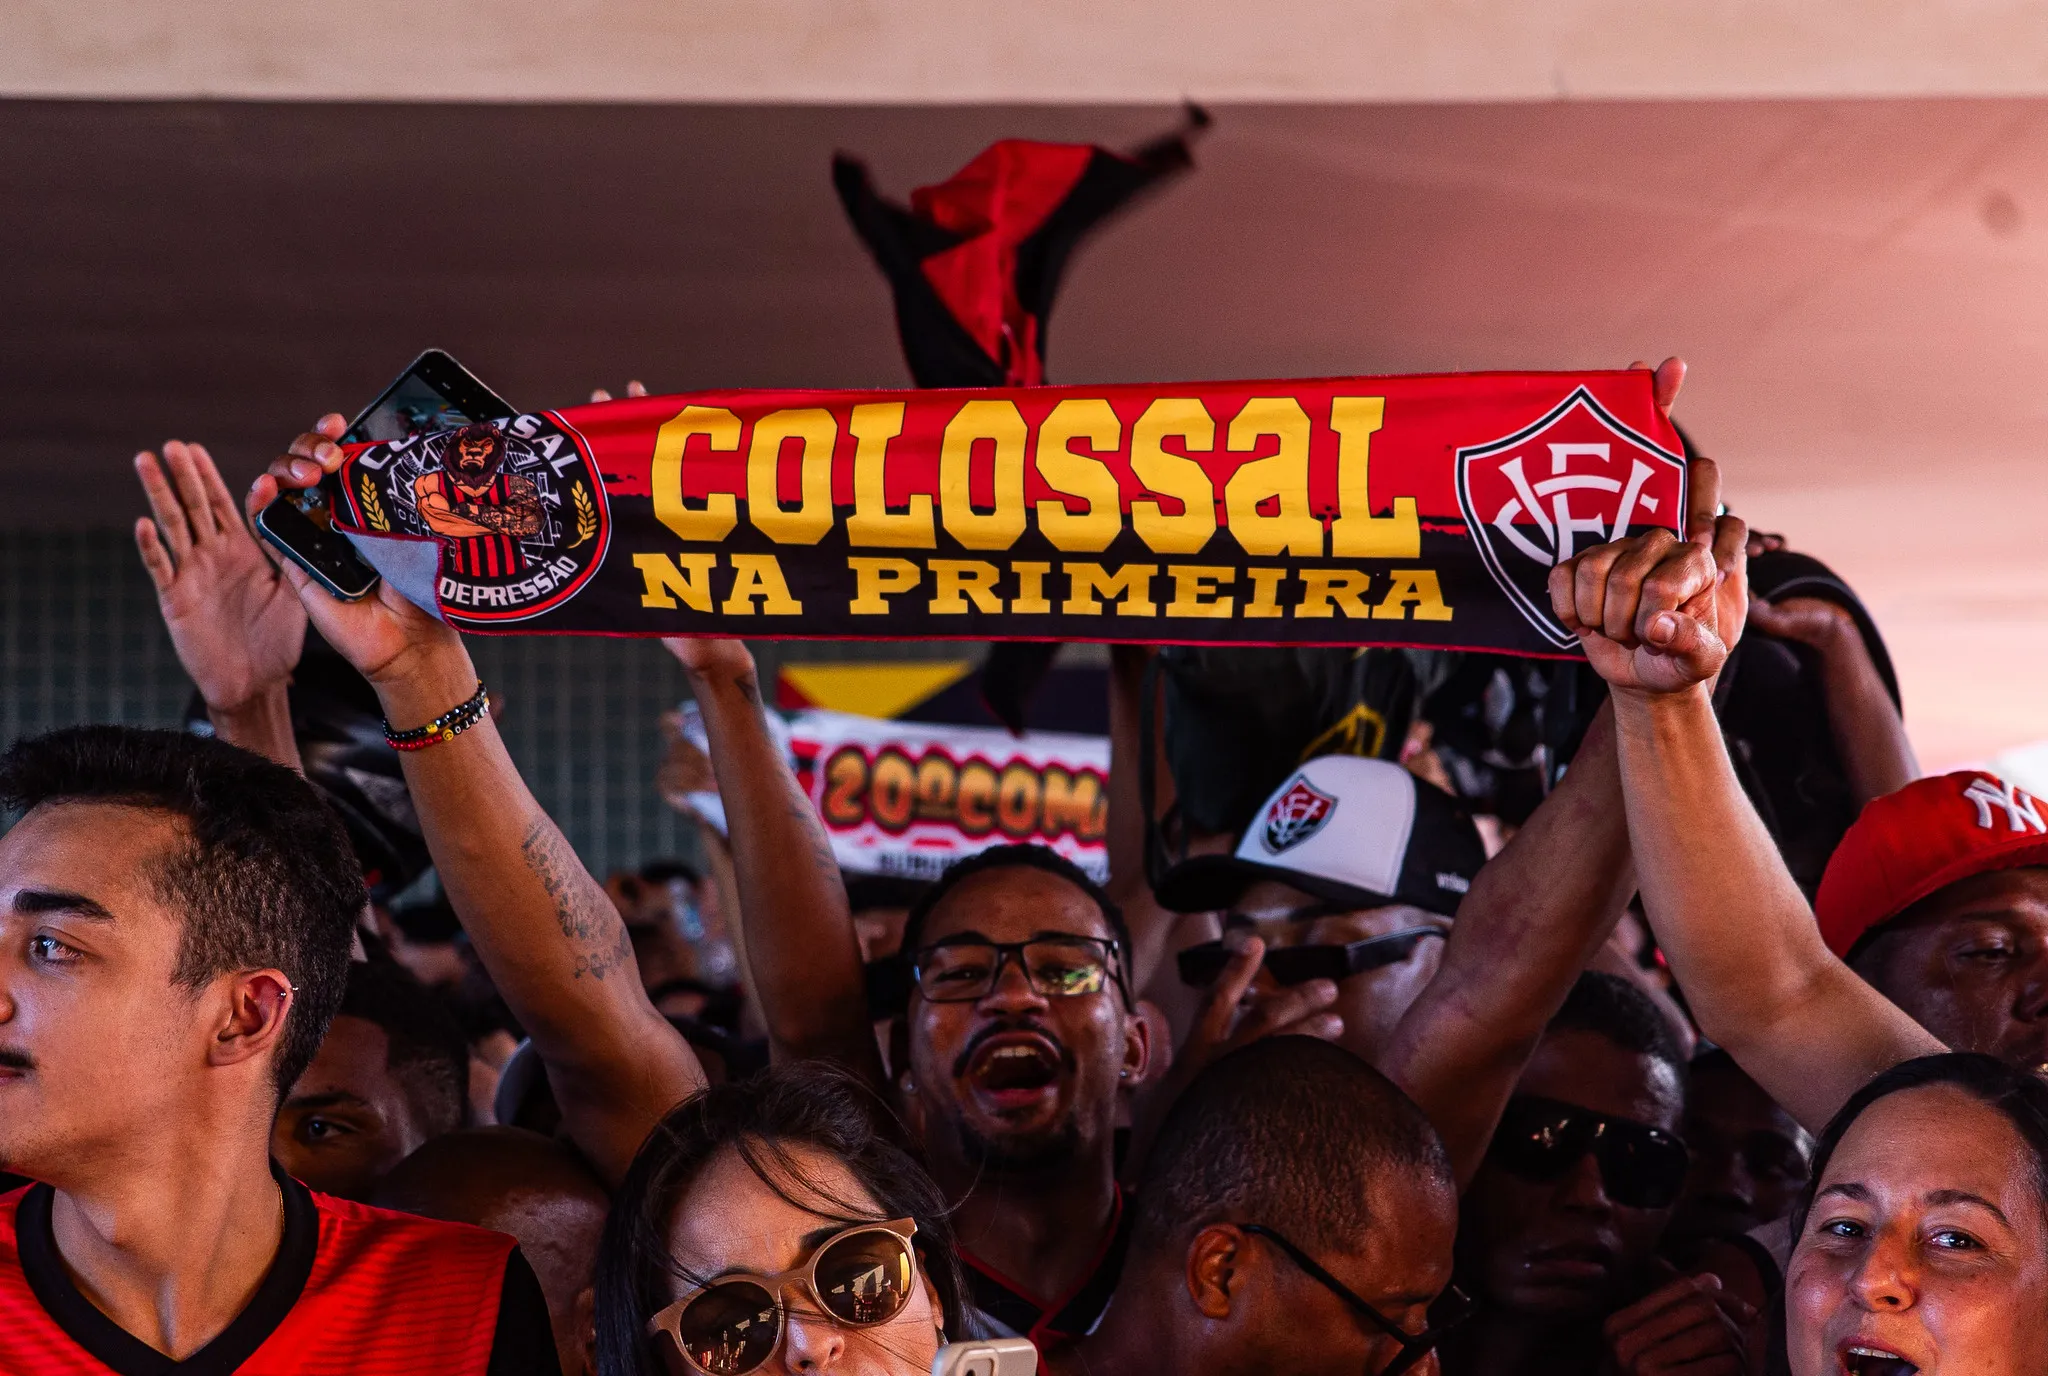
[344,349,518,445]
[257,494,381,600]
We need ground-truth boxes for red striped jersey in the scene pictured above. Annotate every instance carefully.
[0,1172,560,1375]
[430,474,530,579]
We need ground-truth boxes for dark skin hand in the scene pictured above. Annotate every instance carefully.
[1603,1274,1757,1376]
[1747,592,1918,806]
[1122,928,1342,1178]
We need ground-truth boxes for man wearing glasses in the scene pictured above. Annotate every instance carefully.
[1440,973,1752,1376]
[1154,754,1487,1062]
[888,845,1154,1343]
[670,637,1161,1348]
[1051,1036,1470,1376]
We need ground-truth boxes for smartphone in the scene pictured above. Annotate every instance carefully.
[342,348,517,444]
[930,1339,1038,1376]
[256,489,381,601]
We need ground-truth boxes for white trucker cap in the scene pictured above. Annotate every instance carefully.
[1154,756,1486,917]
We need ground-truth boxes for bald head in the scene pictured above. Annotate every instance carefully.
[376,1127,609,1376]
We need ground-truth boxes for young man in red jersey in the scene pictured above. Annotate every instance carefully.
[0,725,561,1375]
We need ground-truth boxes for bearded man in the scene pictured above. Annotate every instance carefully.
[413,423,542,578]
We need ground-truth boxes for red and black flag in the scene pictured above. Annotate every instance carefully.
[835,109,1209,730]
[832,106,1209,390]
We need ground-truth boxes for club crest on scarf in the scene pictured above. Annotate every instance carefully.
[339,413,610,626]
[1262,776,1338,854]
[1455,387,1687,651]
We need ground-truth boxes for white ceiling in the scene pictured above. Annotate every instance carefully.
[1,96,2042,767]
[13,1,2048,103]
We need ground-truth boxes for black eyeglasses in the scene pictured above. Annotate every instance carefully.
[1244,1224,1474,1376]
[1177,927,1445,988]
[909,936,1129,1006]
[1490,1095,1691,1210]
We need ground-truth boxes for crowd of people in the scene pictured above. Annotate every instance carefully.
[2,356,2045,1376]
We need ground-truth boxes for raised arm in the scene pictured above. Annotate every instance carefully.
[258,414,705,1185]
[1372,359,1678,1187]
[1551,503,1940,1133]
[1746,593,1920,806]
[1377,701,1636,1186]
[134,440,307,770]
[661,638,886,1090]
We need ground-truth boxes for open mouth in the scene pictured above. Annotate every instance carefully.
[1841,1344,1918,1376]
[1523,1240,1616,1277]
[966,1037,1064,1095]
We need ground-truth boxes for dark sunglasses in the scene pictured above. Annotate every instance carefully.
[1245,1224,1474,1376]
[910,936,1129,1006]
[1490,1095,1691,1210]
[645,1219,920,1376]
[1178,927,1445,988]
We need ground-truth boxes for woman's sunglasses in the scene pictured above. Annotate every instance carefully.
[646,1218,921,1375]
[1490,1095,1691,1209]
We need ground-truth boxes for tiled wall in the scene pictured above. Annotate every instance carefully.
[0,530,697,876]
[1,529,1027,877]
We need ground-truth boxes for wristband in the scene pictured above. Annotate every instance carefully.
[384,681,489,753]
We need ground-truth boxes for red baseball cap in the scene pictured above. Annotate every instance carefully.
[1815,771,2048,958]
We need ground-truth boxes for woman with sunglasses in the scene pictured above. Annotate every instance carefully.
[1772,1053,2048,1376]
[595,1061,969,1376]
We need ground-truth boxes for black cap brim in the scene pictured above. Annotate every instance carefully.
[1153,853,1399,916]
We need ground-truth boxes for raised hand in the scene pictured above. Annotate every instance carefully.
[1549,454,1748,696]
[1161,933,1342,1100]
[247,413,462,695]
[1120,931,1342,1179]
[1604,1273,1758,1376]
[588,380,649,403]
[661,635,758,684]
[1745,593,1854,650]
[134,440,307,714]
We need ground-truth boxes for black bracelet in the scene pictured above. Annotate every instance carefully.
[384,681,489,753]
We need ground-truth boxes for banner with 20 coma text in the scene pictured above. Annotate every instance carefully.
[333,371,1687,657]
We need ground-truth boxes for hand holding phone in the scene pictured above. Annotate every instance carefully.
[343,348,516,444]
[931,1338,1038,1376]
[259,349,519,601]
[255,487,380,602]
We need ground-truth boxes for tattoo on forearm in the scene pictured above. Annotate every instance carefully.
[787,797,841,884]
[520,818,633,981]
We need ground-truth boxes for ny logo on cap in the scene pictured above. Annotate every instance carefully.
[1456,387,1688,650]
[1964,777,2047,834]
[1262,776,1338,854]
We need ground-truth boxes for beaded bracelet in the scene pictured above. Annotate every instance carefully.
[384,681,490,753]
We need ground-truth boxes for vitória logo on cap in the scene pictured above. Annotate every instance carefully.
[1262,776,1338,854]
